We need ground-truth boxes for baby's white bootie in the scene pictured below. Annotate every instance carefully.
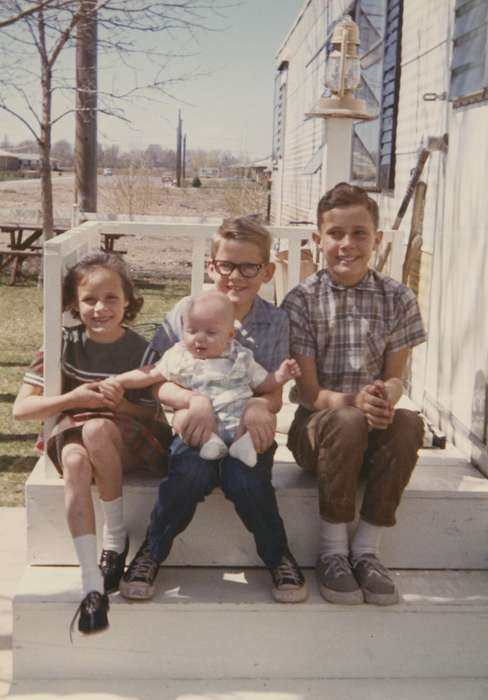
[229,432,257,467]
[199,433,228,461]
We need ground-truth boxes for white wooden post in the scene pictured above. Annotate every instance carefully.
[42,222,100,478]
[321,117,354,192]
[191,236,207,294]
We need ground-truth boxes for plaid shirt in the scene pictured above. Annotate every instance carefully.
[144,295,290,373]
[282,268,427,394]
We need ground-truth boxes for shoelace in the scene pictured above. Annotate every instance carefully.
[353,554,390,580]
[274,556,301,585]
[320,554,352,578]
[126,547,158,582]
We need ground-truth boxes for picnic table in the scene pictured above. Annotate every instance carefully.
[0,223,66,285]
[0,223,134,284]
[100,232,135,254]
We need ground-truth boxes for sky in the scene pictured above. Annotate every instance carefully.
[1,0,304,160]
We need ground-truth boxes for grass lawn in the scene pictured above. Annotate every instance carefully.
[0,273,189,506]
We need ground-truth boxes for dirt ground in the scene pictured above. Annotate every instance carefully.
[0,173,268,279]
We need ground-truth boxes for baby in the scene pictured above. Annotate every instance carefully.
[107,290,299,467]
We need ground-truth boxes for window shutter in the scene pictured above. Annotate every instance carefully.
[351,0,387,188]
[378,0,402,190]
[272,62,289,162]
[450,0,488,100]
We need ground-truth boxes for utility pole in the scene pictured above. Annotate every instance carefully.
[75,0,98,214]
[182,133,187,181]
[176,109,183,187]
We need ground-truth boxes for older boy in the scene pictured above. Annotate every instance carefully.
[120,216,307,603]
[282,183,426,606]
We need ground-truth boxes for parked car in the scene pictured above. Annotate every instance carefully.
[103,168,113,176]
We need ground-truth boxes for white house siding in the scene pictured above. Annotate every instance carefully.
[379,0,488,472]
[377,0,452,423]
[271,0,488,471]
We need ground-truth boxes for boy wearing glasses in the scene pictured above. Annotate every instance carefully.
[119,217,308,603]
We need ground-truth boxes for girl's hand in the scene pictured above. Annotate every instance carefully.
[68,383,112,410]
[99,377,124,406]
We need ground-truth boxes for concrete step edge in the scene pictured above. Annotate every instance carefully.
[6,678,488,700]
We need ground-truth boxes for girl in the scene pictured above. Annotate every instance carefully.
[13,252,171,636]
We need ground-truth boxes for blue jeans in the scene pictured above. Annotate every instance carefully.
[147,437,289,568]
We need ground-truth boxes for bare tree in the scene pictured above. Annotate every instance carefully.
[0,1,61,29]
[0,0,228,236]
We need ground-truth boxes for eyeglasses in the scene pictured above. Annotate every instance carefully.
[211,260,264,278]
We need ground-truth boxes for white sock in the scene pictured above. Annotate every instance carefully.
[73,534,104,596]
[229,432,257,467]
[350,519,383,559]
[101,496,127,553]
[199,432,228,460]
[319,520,349,559]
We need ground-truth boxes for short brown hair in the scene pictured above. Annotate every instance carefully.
[317,182,379,230]
[210,216,271,263]
[62,252,143,322]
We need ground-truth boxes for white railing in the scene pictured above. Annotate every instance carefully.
[41,218,313,478]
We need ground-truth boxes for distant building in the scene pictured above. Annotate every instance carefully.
[198,167,220,178]
[0,149,20,171]
[0,150,61,172]
[16,153,42,170]
[231,158,272,184]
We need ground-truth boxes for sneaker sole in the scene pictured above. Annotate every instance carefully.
[271,584,308,603]
[318,583,364,605]
[119,581,156,601]
[362,588,401,606]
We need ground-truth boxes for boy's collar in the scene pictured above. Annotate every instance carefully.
[323,268,377,291]
[238,295,271,325]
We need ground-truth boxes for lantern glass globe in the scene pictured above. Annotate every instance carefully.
[325,51,361,93]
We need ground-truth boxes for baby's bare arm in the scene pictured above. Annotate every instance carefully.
[108,365,165,391]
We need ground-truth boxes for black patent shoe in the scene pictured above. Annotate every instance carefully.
[100,536,129,594]
[70,591,109,640]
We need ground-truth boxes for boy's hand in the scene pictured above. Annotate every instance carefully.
[238,398,276,453]
[355,380,394,429]
[275,358,301,384]
[98,377,124,407]
[174,394,217,448]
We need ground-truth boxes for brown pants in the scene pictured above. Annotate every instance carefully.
[287,405,424,527]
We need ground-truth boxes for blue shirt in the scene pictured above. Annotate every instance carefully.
[143,295,290,372]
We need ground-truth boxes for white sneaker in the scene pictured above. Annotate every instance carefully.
[229,432,257,467]
[199,433,228,461]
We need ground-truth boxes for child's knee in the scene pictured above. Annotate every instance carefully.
[82,418,120,449]
[316,406,369,445]
[390,409,424,447]
[170,455,215,498]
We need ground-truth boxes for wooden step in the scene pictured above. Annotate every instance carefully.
[13,566,488,681]
[7,678,488,700]
[25,443,488,569]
